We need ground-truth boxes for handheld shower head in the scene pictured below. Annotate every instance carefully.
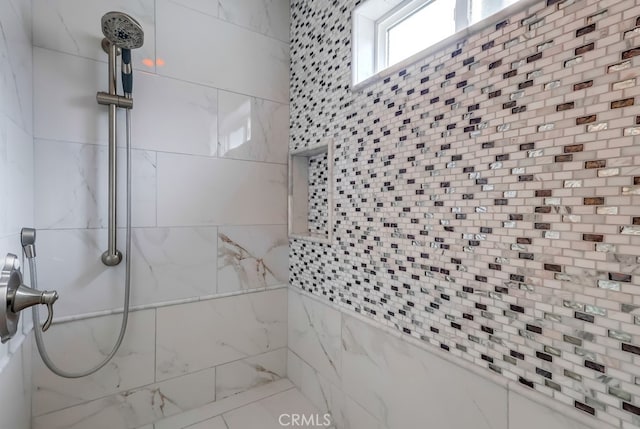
[101,11,144,96]
[101,11,144,50]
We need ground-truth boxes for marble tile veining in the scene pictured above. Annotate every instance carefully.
[218,0,290,43]
[32,0,156,72]
[287,349,382,429]
[509,391,590,429]
[32,310,156,416]
[0,0,33,422]
[35,139,156,229]
[155,289,287,380]
[35,228,126,318]
[0,333,32,429]
[156,0,289,103]
[218,90,289,164]
[132,72,219,157]
[154,379,294,429]
[222,388,328,429]
[0,119,33,238]
[288,289,342,385]
[215,348,287,400]
[34,47,112,145]
[168,0,218,18]
[131,227,218,304]
[183,416,228,429]
[341,314,508,428]
[33,368,216,429]
[0,0,33,132]
[218,225,288,293]
[157,153,287,227]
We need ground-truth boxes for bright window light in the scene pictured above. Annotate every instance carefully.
[387,1,455,67]
[469,0,521,25]
[352,0,529,86]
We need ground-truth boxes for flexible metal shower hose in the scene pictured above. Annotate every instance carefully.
[29,109,133,378]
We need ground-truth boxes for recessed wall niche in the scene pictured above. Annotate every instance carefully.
[288,141,333,244]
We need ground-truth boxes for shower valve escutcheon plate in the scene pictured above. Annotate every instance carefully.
[0,254,58,343]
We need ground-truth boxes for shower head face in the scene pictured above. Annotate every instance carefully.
[101,11,144,49]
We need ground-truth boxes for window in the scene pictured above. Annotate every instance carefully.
[352,0,527,87]
[379,0,456,69]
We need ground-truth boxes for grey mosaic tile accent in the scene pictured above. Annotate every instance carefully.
[308,152,329,237]
[289,0,640,427]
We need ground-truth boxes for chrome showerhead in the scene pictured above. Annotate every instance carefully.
[101,11,144,50]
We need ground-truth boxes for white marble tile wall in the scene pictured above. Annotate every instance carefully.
[156,0,289,104]
[222,388,323,429]
[509,392,590,429]
[32,0,290,312]
[33,367,217,429]
[0,332,32,429]
[33,289,289,426]
[288,288,616,429]
[32,0,157,72]
[156,153,287,227]
[30,0,290,425]
[156,288,287,381]
[215,348,287,400]
[218,90,289,164]
[32,310,156,416]
[341,313,508,429]
[154,379,295,429]
[288,289,342,385]
[287,350,381,429]
[0,0,33,239]
[0,118,33,237]
[0,0,33,427]
[218,225,288,293]
[219,0,290,43]
[34,139,157,229]
[0,0,32,133]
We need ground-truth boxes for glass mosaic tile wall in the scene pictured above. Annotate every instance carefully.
[308,152,330,237]
[290,0,640,427]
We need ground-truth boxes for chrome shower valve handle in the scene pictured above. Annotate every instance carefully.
[0,253,59,343]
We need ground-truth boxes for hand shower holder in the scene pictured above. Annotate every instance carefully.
[0,254,58,343]
[96,92,133,109]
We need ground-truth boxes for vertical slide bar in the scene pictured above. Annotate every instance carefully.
[101,42,122,266]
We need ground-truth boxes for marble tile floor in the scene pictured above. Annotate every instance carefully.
[150,379,333,429]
